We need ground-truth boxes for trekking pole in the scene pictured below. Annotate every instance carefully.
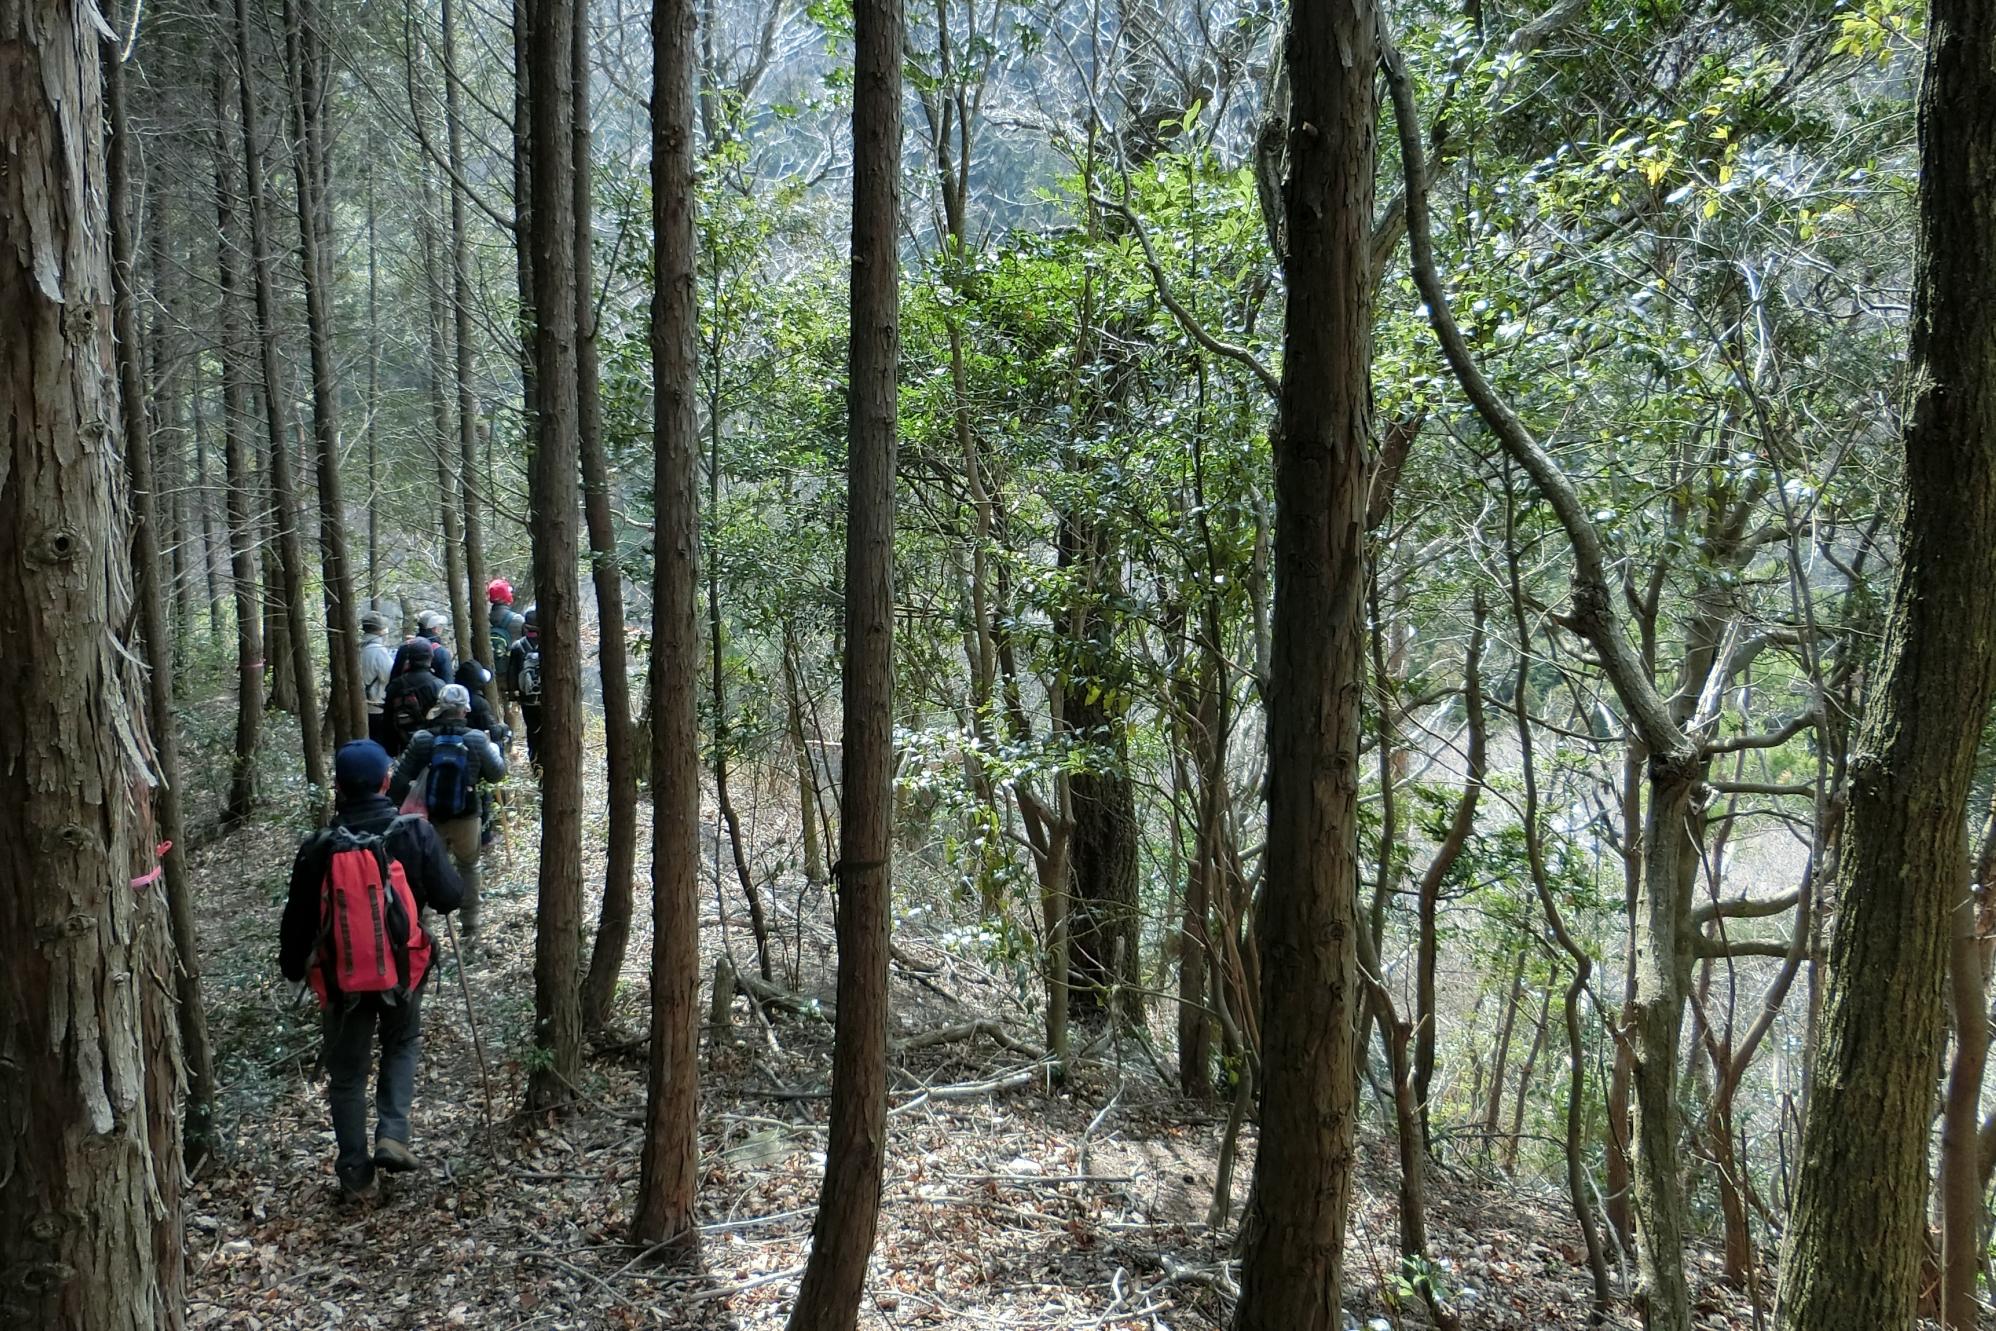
[443,914,501,1163]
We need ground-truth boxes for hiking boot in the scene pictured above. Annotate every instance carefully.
[374,1138,421,1173]
[337,1163,379,1201]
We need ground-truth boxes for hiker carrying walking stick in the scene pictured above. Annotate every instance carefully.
[281,740,464,1201]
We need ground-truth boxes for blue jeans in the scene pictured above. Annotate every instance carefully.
[323,991,423,1178]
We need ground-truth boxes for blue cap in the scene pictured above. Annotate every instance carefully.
[335,740,392,790]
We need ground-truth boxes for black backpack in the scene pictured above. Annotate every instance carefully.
[390,678,432,739]
[426,732,479,821]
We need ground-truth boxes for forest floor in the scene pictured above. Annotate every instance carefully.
[175,740,1769,1330]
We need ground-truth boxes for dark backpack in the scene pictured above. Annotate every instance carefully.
[426,732,478,821]
[391,680,431,740]
[309,824,432,1007]
[517,644,542,702]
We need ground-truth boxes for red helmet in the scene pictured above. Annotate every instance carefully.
[488,578,514,605]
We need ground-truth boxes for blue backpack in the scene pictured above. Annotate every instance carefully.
[427,732,478,821]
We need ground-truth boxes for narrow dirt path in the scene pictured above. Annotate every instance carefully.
[180,774,1665,1330]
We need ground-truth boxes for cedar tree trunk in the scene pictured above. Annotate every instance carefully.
[232,0,326,787]
[1231,0,1376,1326]
[284,0,365,744]
[110,24,217,1165]
[0,3,187,1319]
[524,0,586,1113]
[633,0,703,1245]
[577,0,641,1034]
[785,0,901,1317]
[213,58,265,822]
[440,0,497,693]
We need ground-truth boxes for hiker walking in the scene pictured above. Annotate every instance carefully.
[391,684,507,939]
[359,611,396,751]
[280,740,463,1200]
[416,610,454,682]
[487,579,524,664]
[452,658,511,847]
[507,606,544,768]
[383,639,442,757]
[454,658,506,740]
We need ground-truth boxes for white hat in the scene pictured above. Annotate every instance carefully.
[432,684,472,717]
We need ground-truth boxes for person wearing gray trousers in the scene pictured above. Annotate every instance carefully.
[389,685,507,937]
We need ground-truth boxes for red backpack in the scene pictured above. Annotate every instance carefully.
[308,822,433,1007]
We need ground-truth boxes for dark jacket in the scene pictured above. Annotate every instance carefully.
[454,661,502,735]
[390,719,507,809]
[280,794,464,981]
[390,638,433,679]
[423,633,454,683]
[489,603,524,652]
[385,642,443,748]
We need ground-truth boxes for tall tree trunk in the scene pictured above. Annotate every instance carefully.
[0,4,187,1318]
[437,442,471,663]
[576,0,641,1033]
[283,0,365,744]
[524,0,586,1114]
[708,385,775,980]
[786,0,900,1316]
[214,59,266,822]
[1060,514,1142,1026]
[1177,639,1219,1099]
[1940,798,1996,1328]
[1776,6,1996,1327]
[633,0,702,1244]
[419,164,473,659]
[262,467,296,713]
[110,24,218,1168]
[191,342,227,641]
[365,148,381,606]
[146,204,200,661]
[1605,741,1641,1249]
[440,0,496,692]
[786,629,827,886]
[1481,950,1525,1156]
[232,0,326,787]
[512,0,536,485]
[1232,0,1376,1324]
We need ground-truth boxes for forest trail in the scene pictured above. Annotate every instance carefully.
[176,768,1734,1330]
[2,0,1982,1319]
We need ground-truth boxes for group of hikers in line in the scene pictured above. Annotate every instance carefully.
[357,578,545,766]
[281,577,550,1199]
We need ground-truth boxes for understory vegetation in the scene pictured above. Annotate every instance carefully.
[6,0,1994,1327]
